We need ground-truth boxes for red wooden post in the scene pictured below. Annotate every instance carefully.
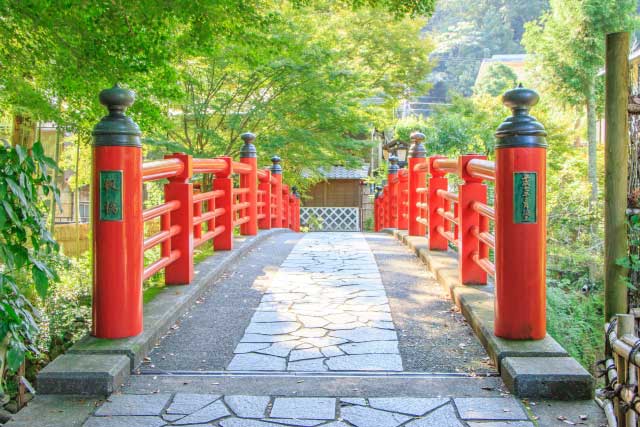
[494,87,547,340]
[373,186,382,232]
[164,153,194,285]
[382,188,387,229]
[213,157,234,250]
[458,154,487,285]
[387,156,399,229]
[408,132,427,236]
[270,156,283,228]
[288,191,295,230]
[259,169,271,229]
[297,199,301,231]
[291,186,301,232]
[398,169,409,230]
[239,132,258,236]
[282,185,290,229]
[428,156,448,251]
[92,86,143,339]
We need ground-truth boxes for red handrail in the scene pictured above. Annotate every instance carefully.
[467,159,496,181]
[193,158,229,175]
[143,158,184,182]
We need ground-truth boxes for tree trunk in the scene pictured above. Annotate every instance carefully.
[74,137,81,257]
[604,32,629,320]
[586,83,599,209]
[49,127,61,232]
[11,114,36,149]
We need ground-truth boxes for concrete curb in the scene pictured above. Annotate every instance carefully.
[384,229,594,400]
[37,229,290,395]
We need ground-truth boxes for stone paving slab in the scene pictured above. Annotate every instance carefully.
[227,233,404,372]
[80,394,535,427]
[387,229,596,400]
[139,232,302,372]
[124,373,507,397]
[365,233,495,374]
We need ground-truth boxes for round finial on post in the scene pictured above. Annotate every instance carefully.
[409,131,427,158]
[374,185,382,198]
[495,85,547,149]
[93,84,142,147]
[271,155,282,175]
[291,186,300,198]
[240,132,257,158]
[388,155,399,174]
[99,84,135,114]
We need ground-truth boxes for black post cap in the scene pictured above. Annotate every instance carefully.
[495,84,547,149]
[240,132,257,158]
[271,155,282,174]
[92,84,142,147]
[388,155,399,174]
[409,131,427,158]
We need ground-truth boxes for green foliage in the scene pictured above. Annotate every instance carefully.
[427,0,549,96]
[0,141,60,395]
[547,282,603,370]
[474,64,518,97]
[407,94,504,157]
[35,254,91,361]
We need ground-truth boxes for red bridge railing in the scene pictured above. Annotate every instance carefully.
[375,86,548,341]
[90,86,300,339]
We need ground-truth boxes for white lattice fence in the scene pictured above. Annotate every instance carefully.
[300,207,360,232]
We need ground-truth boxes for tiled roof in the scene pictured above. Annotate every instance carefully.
[305,164,370,180]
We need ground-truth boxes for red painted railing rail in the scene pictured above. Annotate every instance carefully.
[91,86,300,339]
[375,86,548,340]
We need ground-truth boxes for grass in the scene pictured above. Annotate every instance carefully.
[546,284,604,373]
[142,244,216,304]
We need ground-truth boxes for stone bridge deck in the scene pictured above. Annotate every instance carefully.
[10,232,605,427]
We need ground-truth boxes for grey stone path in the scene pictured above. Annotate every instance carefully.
[227,233,402,372]
[82,393,535,426]
[73,232,548,427]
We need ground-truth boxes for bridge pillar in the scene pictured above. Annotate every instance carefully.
[408,132,427,236]
[91,85,143,339]
[213,157,234,250]
[164,153,194,285]
[458,154,487,285]
[239,132,258,236]
[271,156,283,228]
[258,169,272,230]
[427,156,448,251]
[494,85,547,340]
[387,155,399,229]
[374,186,383,232]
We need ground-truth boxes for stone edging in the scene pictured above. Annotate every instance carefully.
[384,229,594,400]
[36,229,290,395]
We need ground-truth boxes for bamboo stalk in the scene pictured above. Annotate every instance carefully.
[604,32,630,320]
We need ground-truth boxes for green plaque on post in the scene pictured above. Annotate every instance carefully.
[513,172,537,224]
[99,170,123,221]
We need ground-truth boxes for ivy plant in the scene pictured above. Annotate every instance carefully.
[0,140,60,398]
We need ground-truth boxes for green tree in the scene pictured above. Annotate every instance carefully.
[427,0,548,97]
[474,63,518,96]
[522,0,637,206]
[160,4,434,191]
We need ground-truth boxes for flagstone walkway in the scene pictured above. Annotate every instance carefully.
[227,233,402,372]
[82,393,534,427]
[69,232,606,427]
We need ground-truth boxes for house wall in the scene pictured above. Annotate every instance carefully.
[304,180,362,207]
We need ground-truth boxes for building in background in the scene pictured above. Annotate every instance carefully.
[0,120,90,224]
[474,54,529,86]
[301,164,372,231]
